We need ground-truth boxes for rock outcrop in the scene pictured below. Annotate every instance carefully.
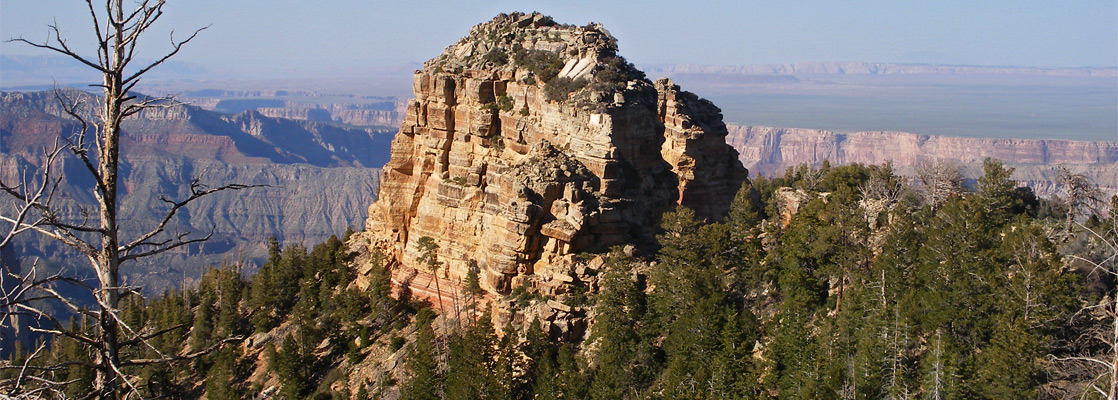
[726,124,1118,198]
[353,12,747,295]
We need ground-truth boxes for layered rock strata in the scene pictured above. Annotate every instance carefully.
[353,12,747,294]
[726,124,1118,198]
[0,90,386,291]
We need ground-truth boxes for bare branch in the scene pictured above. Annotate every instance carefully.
[84,0,106,54]
[120,94,178,117]
[52,89,103,184]
[120,182,264,259]
[122,25,209,86]
[1051,354,1116,371]
[5,25,105,73]
[124,336,244,366]
[0,143,66,248]
[4,1,238,395]
[26,323,100,349]
[0,360,99,373]
[121,3,164,69]
[0,216,99,257]
[120,226,215,262]
[13,341,48,390]
[118,323,188,347]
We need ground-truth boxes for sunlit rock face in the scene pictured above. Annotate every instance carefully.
[352,12,747,295]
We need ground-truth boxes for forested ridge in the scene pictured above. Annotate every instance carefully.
[6,159,1115,399]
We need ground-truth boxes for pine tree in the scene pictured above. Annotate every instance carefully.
[518,318,551,399]
[589,251,653,400]
[417,236,446,314]
[400,312,442,400]
[533,344,587,400]
[204,347,242,400]
[726,181,769,288]
[276,333,314,399]
[975,158,1022,225]
[445,310,501,400]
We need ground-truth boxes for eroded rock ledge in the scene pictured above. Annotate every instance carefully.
[351,12,747,296]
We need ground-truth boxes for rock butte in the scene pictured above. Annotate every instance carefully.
[350,12,747,297]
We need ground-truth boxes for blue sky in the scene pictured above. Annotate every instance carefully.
[2,0,1116,76]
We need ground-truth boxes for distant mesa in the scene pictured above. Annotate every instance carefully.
[349,12,747,299]
[644,61,1118,78]
[0,54,211,88]
[726,124,1118,199]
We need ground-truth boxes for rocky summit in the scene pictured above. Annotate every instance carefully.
[351,12,747,297]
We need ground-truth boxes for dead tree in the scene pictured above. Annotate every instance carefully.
[1057,166,1102,234]
[915,159,963,212]
[1050,196,1118,398]
[1,1,253,397]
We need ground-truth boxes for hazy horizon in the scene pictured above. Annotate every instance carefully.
[2,1,1115,78]
[2,2,1115,142]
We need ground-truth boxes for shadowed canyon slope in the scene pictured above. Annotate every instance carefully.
[351,12,747,296]
[0,90,390,288]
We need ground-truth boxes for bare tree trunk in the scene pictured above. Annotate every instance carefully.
[1112,292,1117,400]
[434,273,445,315]
[89,3,126,394]
[3,1,253,397]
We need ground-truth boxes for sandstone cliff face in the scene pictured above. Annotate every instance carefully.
[726,124,1118,198]
[354,12,746,294]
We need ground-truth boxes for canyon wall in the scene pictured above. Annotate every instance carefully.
[256,103,406,127]
[1,90,389,290]
[726,124,1118,197]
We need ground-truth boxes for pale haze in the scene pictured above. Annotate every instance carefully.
[2,0,1116,77]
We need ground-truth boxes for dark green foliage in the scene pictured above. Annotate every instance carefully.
[509,279,549,308]
[400,315,442,400]
[276,333,315,398]
[544,77,588,102]
[204,347,246,400]
[588,56,645,93]
[650,206,763,399]
[588,250,655,399]
[726,181,770,287]
[8,224,410,398]
[977,158,1026,222]
[497,95,514,112]
[511,47,565,83]
[532,344,587,400]
[192,265,248,350]
[9,160,1104,398]
[52,317,96,398]
[249,238,306,331]
[444,310,514,400]
[390,335,406,351]
[483,48,508,66]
